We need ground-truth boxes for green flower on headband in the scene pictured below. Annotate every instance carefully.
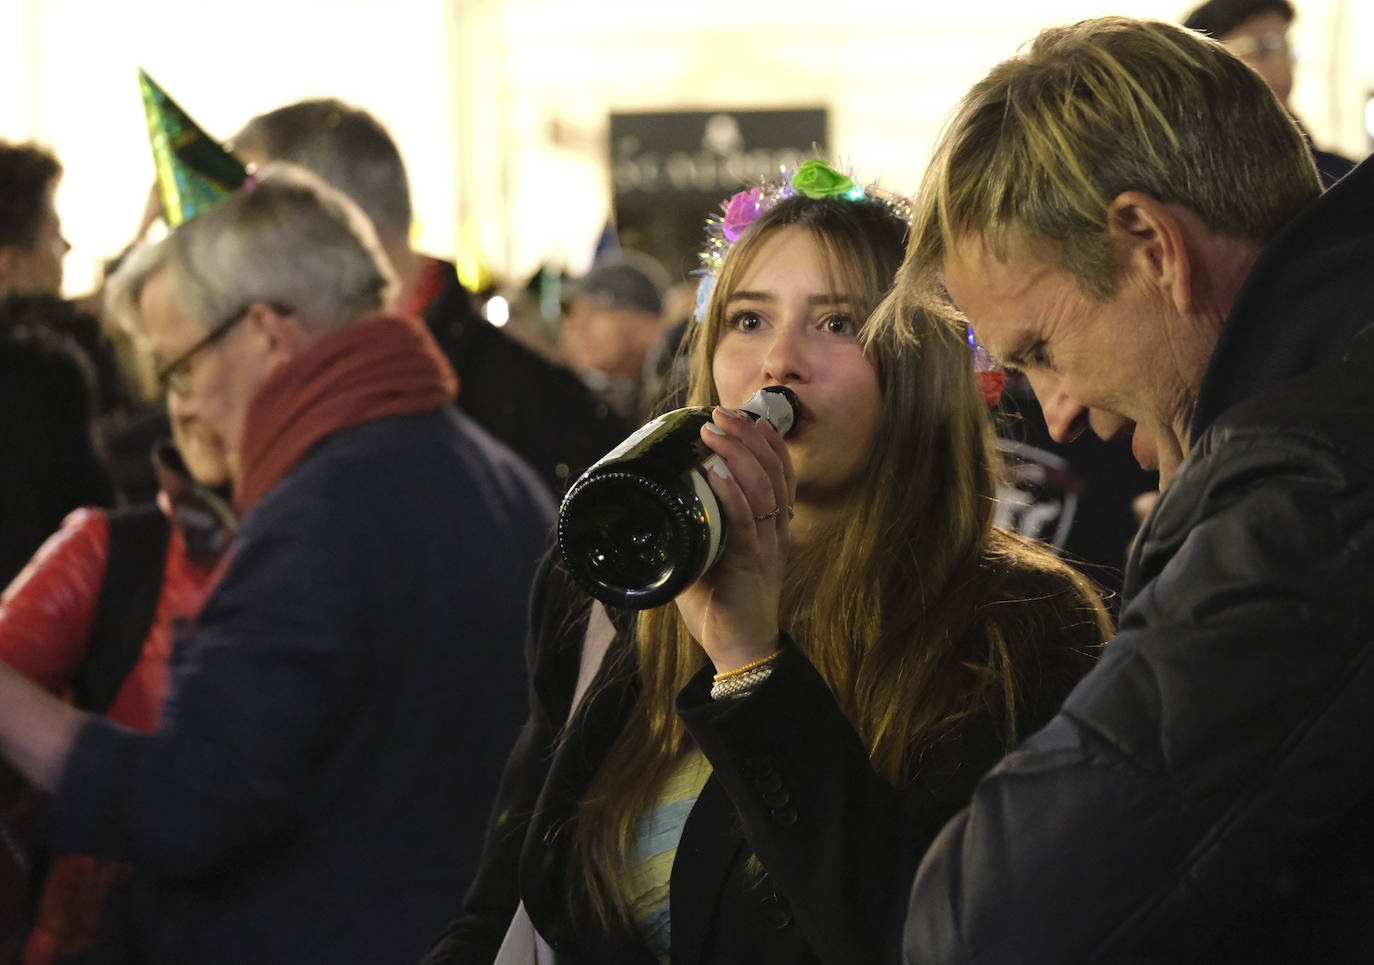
[791,160,861,200]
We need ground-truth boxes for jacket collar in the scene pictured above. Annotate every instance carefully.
[1191,155,1374,441]
[518,621,643,958]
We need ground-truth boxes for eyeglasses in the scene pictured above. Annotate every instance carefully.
[155,301,292,397]
[1227,31,1293,62]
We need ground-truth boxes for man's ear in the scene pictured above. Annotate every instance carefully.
[1107,191,1193,314]
[245,303,308,369]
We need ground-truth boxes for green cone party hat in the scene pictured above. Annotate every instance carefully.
[138,68,248,227]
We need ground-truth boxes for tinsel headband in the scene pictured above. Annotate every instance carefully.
[695,160,911,293]
[693,160,1004,405]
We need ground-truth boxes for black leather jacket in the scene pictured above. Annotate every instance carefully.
[902,159,1374,963]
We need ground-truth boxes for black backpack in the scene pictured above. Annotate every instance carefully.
[73,505,172,715]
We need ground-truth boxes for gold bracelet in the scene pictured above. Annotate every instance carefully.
[713,649,782,683]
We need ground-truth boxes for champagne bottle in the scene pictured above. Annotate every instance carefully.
[558,385,801,610]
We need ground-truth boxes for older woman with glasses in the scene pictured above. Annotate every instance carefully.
[0,202,245,965]
[0,328,233,965]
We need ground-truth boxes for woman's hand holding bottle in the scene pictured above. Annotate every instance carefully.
[674,406,795,675]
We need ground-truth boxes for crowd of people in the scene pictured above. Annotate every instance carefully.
[0,1,1371,963]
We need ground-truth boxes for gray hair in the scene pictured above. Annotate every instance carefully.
[107,162,398,336]
[231,99,412,245]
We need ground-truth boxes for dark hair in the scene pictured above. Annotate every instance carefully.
[1184,0,1294,38]
[0,324,116,587]
[0,142,62,249]
[0,293,131,412]
[233,99,413,243]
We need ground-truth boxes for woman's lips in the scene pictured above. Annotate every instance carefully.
[784,409,813,440]
[774,393,811,439]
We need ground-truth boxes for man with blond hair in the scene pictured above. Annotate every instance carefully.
[886,16,1374,963]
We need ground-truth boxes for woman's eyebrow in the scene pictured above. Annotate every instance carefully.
[726,289,773,303]
[726,290,853,305]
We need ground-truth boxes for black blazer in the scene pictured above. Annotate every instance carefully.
[424,552,1102,965]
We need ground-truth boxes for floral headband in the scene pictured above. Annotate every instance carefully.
[694,160,910,306]
[693,160,1004,406]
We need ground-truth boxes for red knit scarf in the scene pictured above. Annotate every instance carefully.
[395,256,449,318]
[233,314,458,516]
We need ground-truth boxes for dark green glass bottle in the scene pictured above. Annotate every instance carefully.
[557,385,800,609]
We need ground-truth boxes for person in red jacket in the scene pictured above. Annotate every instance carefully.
[0,436,234,963]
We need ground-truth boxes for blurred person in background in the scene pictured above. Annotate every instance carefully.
[0,143,129,410]
[230,98,630,494]
[0,295,133,445]
[0,158,555,965]
[1,162,237,956]
[0,144,122,579]
[0,439,231,965]
[1184,0,1358,187]
[0,322,116,593]
[559,253,671,421]
[0,140,171,506]
[0,143,69,301]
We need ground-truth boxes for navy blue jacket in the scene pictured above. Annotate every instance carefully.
[51,407,555,964]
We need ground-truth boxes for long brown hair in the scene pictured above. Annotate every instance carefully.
[569,192,1110,926]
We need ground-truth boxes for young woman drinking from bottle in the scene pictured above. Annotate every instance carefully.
[422,161,1111,965]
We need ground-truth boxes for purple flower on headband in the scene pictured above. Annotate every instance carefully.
[721,188,764,242]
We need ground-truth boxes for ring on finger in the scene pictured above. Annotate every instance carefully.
[753,504,792,522]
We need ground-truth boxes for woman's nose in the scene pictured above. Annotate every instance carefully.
[760,325,809,384]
